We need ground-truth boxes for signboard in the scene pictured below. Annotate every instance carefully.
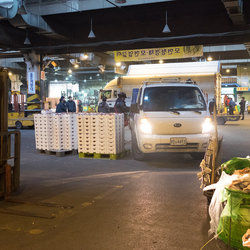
[41,71,45,80]
[237,87,249,91]
[114,45,203,62]
[28,71,35,94]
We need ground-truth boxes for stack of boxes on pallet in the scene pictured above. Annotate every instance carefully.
[77,113,124,155]
[34,114,53,150]
[34,114,78,151]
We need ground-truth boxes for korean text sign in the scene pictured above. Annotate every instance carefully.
[114,45,203,62]
[28,71,35,94]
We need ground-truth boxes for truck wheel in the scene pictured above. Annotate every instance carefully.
[15,121,22,130]
[216,117,225,125]
[131,133,145,161]
[190,152,204,160]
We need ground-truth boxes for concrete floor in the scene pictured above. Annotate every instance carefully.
[1,114,250,250]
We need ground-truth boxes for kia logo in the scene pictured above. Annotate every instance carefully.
[174,123,182,127]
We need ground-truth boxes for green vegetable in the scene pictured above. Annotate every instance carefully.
[222,157,250,175]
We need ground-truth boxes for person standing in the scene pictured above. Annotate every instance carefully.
[229,98,235,115]
[56,96,67,113]
[239,97,246,120]
[209,98,215,115]
[66,96,76,112]
[98,97,110,113]
[77,100,82,112]
[114,92,129,113]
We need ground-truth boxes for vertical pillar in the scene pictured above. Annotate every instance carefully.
[24,51,41,111]
[0,69,9,197]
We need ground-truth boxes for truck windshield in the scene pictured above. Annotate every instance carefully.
[100,90,112,99]
[142,86,206,112]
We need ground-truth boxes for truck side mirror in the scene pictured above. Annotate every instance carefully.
[130,104,139,113]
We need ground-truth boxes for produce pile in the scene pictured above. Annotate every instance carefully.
[228,167,250,192]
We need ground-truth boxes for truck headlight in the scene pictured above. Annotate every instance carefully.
[202,117,213,133]
[140,118,152,134]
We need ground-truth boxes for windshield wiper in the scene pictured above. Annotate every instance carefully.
[192,111,202,114]
[170,111,180,115]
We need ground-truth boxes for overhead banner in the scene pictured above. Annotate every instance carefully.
[114,45,203,62]
[237,87,249,91]
[27,71,35,94]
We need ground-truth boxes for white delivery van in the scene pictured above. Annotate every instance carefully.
[130,79,213,161]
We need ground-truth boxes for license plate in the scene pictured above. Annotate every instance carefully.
[170,137,187,146]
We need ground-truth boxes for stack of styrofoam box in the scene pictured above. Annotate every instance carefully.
[53,114,64,150]
[77,113,124,155]
[34,114,53,150]
[64,113,78,150]
[106,114,124,154]
[34,113,78,151]
[77,113,84,153]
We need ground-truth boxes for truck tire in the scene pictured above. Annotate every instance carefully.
[190,152,205,160]
[216,117,226,125]
[15,121,22,130]
[131,132,145,161]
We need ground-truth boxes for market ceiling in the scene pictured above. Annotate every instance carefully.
[0,0,250,55]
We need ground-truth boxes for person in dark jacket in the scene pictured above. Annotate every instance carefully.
[229,98,235,115]
[114,92,129,113]
[209,98,215,115]
[98,97,110,113]
[56,96,67,113]
[66,96,76,112]
[239,96,246,120]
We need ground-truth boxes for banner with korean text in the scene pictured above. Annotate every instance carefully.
[27,71,35,94]
[114,45,203,62]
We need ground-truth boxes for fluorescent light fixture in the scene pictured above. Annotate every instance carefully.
[88,18,96,38]
[162,10,171,33]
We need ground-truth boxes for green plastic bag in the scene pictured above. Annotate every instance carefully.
[217,188,250,249]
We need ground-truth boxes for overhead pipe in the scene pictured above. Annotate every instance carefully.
[0,0,18,19]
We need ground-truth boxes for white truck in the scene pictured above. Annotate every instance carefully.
[130,79,213,160]
[99,61,222,113]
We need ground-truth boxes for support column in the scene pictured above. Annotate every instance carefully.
[0,69,9,197]
[24,51,41,111]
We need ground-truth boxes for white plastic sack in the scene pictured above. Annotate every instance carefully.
[203,172,240,236]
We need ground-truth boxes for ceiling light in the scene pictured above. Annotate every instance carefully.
[116,62,121,67]
[8,72,12,76]
[24,29,31,45]
[83,53,89,59]
[226,69,230,73]
[69,74,72,77]
[68,69,72,73]
[74,64,79,68]
[207,55,213,61]
[66,77,69,80]
[159,60,163,64]
[88,18,96,38]
[162,10,171,33]
[17,1,27,15]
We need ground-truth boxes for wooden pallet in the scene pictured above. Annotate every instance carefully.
[79,148,130,160]
[37,149,78,157]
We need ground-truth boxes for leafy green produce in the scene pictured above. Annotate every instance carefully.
[222,157,250,175]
